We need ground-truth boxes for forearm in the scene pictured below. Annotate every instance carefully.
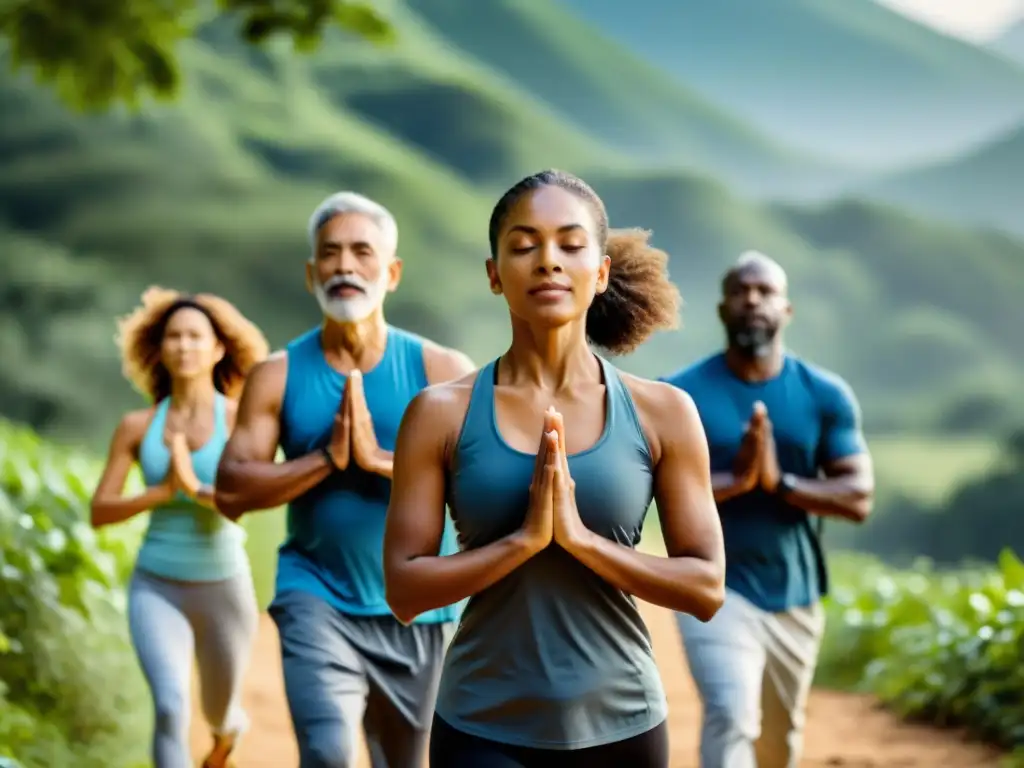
[711,472,752,504]
[215,451,333,519]
[90,486,171,528]
[371,449,394,480]
[783,475,874,522]
[568,531,724,621]
[386,532,540,625]
[195,485,218,511]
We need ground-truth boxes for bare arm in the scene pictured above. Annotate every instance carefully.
[711,472,755,504]
[565,382,726,621]
[383,383,543,625]
[364,345,477,481]
[782,454,874,523]
[214,355,333,520]
[90,410,174,528]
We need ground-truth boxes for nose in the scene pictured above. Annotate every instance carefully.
[534,240,563,274]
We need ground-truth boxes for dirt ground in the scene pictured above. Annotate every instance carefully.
[190,603,1001,767]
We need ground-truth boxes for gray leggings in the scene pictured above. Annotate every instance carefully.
[128,567,259,768]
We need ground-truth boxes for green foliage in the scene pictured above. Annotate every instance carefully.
[819,551,1024,756]
[0,419,148,768]
[0,0,393,111]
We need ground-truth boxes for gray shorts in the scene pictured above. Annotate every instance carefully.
[269,591,450,768]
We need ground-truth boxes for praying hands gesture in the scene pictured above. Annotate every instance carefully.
[326,370,393,478]
[167,433,217,509]
[729,401,784,496]
[521,407,589,555]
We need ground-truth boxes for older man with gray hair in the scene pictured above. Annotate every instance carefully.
[215,191,474,768]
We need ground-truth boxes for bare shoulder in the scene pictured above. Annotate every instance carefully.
[402,369,480,454]
[620,373,703,460]
[116,406,157,449]
[237,350,288,409]
[422,340,476,385]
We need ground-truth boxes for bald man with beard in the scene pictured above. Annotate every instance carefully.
[661,252,876,768]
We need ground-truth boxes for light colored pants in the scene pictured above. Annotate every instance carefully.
[676,589,825,768]
[128,567,259,768]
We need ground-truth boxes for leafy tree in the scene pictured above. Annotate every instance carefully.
[0,0,393,111]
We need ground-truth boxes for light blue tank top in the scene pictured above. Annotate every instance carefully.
[435,356,667,750]
[274,325,459,623]
[136,394,248,582]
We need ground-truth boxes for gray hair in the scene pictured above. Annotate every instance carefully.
[306,191,399,259]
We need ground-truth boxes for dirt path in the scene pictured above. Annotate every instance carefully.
[191,604,1000,767]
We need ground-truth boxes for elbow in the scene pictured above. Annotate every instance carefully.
[847,488,875,524]
[89,499,108,529]
[215,490,244,522]
[687,558,726,623]
[384,568,419,626]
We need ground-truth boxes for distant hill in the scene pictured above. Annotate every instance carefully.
[1,5,1022,446]
[556,0,1024,169]
[855,123,1024,237]
[991,19,1024,65]
[405,0,846,197]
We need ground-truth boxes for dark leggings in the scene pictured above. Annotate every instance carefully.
[429,714,669,768]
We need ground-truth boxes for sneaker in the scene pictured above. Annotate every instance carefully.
[201,731,239,768]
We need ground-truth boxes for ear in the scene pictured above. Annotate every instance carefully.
[717,301,727,325]
[595,253,611,295]
[212,340,227,365]
[780,299,794,327]
[486,258,502,295]
[386,257,404,294]
[305,260,315,295]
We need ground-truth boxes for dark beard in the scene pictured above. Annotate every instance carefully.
[727,324,777,359]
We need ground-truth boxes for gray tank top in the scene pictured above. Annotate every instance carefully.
[434,355,667,750]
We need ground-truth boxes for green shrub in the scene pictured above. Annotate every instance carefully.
[0,419,149,768]
[820,550,1024,760]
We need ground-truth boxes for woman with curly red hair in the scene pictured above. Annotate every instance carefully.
[90,287,269,768]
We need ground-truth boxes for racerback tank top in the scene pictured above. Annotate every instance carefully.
[136,393,248,582]
[434,355,667,750]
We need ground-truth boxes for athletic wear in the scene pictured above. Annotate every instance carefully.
[270,591,448,768]
[429,714,669,768]
[136,393,247,582]
[436,356,667,750]
[128,567,258,768]
[274,325,458,624]
[661,353,866,612]
[271,325,459,768]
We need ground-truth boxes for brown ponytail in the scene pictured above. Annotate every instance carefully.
[586,227,681,356]
[489,170,681,356]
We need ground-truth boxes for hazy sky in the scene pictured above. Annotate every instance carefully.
[880,0,1022,41]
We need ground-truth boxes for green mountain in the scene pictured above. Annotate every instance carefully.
[854,123,1024,236]
[1,6,1023,449]
[405,0,846,197]
[991,20,1024,65]
[556,0,1024,169]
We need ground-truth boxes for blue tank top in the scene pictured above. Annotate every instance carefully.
[275,325,459,623]
[435,356,667,750]
[136,394,248,582]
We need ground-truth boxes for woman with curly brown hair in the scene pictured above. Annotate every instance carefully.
[90,287,269,768]
[383,169,726,766]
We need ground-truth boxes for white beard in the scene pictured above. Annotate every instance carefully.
[314,274,387,323]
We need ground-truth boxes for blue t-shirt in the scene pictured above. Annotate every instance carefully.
[661,352,866,612]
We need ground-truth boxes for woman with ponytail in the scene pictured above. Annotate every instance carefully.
[383,170,725,766]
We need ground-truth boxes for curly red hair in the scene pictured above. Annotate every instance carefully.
[115,286,269,402]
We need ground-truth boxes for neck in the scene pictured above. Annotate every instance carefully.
[169,377,217,413]
[321,308,388,370]
[724,341,785,382]
[503,318,598,390]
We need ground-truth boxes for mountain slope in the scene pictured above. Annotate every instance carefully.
[991,19,1024,65]
[1,7,1022,445]
[406,0,846,197]
[856,123,1024,236]
[557,0,1024,168]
